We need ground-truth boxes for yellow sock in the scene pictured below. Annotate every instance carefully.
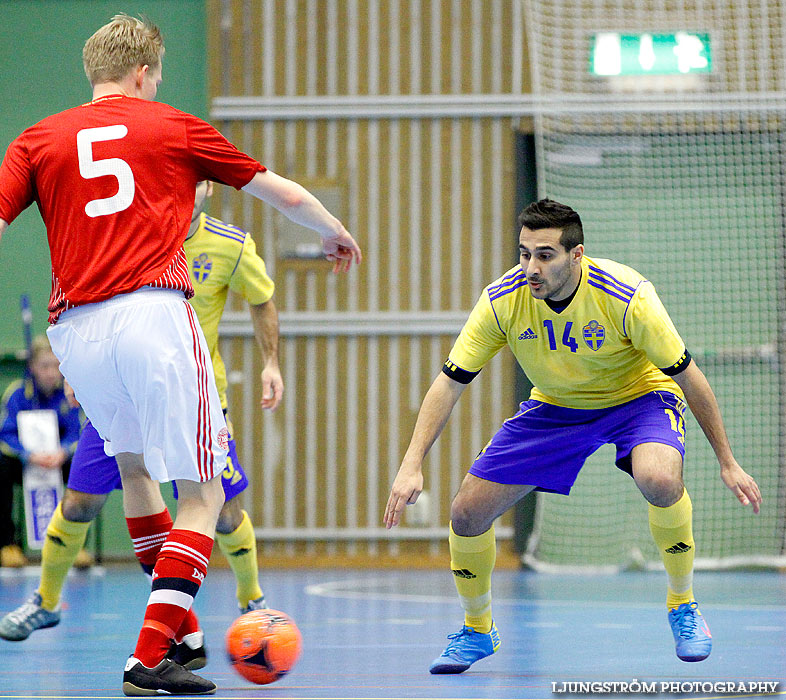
[449,522,496,634]
[649,489,695,609]
[38,503,90,611]
[216,510,264,608]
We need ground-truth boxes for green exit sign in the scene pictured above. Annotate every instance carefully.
[591,32,712,76]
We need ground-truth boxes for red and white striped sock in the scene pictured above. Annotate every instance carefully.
[132,528,213,668]
[126,511,200,642]
[126,512,207,654]
[127,510,172,580]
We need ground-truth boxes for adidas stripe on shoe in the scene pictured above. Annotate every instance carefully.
[429,623,500,674]
[0,592,60,641]
[668,601,712,662]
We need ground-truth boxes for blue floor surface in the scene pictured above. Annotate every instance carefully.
[0,567,783,699]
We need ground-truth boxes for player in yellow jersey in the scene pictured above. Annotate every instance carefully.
[179,179,281,613]
[0,182,281,658]
[384,198,762,672]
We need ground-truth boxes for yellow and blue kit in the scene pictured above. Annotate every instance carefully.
[444,255,690,491]
[443,255,687,408]
[185,212,275,410]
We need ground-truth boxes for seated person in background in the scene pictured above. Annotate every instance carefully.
[0,335,91,569]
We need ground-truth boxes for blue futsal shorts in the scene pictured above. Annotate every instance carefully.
[67,418,249,501]
[468,391,687,495]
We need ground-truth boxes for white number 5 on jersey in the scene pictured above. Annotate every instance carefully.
[76,125,135,217]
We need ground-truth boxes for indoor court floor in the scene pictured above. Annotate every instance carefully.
[0,566,783,699]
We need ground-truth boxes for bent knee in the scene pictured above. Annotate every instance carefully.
[638,473,684,507]
[450,501,489,537]
[61,491,106,522]
[216,500,243,534]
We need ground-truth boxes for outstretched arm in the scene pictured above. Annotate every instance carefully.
[241,170,361,273]
[383,372,467,528]
[249,298,283,411]
[671,360,762,513]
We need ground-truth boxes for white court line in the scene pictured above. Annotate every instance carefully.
[744,625,784,631]
[324,617,426,625]
[0,565,106,579]
[305,577,786,612]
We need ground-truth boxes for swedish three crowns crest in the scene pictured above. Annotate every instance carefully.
[192,253,212,282]
[582,320,605,350]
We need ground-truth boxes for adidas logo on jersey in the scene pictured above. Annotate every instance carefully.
[665,541,692,554]
[518,328,538,340]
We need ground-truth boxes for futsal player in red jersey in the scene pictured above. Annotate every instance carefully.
[0,14,361,696]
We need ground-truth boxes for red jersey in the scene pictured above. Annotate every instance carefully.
[0,94,265,322]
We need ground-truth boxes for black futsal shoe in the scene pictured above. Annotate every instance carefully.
[122,656,216,696]
[167,631,208,670]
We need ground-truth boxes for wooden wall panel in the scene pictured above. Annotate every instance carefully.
[208,0,525,559]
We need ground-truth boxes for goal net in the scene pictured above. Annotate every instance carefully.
[521,0,786,569]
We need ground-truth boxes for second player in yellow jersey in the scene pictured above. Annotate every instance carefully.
[181,180,282,615]
[185,207,275,410]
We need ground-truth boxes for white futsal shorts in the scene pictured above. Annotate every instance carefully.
[47,288,229,483]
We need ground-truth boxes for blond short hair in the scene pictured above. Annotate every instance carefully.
[30,335,54,362]
[83,13,164,86]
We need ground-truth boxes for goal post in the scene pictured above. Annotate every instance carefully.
[520,0,786,570]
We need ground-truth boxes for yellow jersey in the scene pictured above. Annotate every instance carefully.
[444,255,686,409]
[184,213,275,409]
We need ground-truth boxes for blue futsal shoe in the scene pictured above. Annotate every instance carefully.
[0,592,60,641]
[429,623,500,674]
[239,594,267,615]
[668,601,712,662]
